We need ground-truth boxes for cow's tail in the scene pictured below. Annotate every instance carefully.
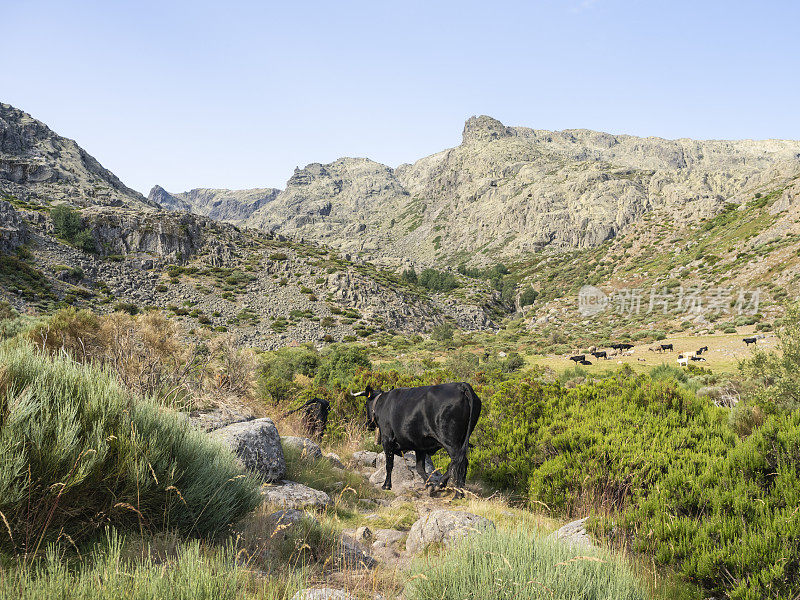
[280,398,315,419]
[452,383,481,490]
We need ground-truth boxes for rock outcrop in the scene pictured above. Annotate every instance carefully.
[143,115,800,266]
[260,480,331,509]
[406,509,494,554]
[148,185,280,223]
[0,200,26,253]
[281,436,323,460]
[0,103,153,209]
[211,418,286,482]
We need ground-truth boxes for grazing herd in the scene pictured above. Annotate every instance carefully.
[567,336,764,368]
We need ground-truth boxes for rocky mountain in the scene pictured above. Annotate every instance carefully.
[148,185,280,223]
[0,103,154,209]
[161,115,800,266]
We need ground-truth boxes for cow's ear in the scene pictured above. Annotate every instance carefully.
[365,385,373,396]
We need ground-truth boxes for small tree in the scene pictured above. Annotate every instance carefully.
[401,267,418,285]
[431,322,455,342]
[51,204,83,240]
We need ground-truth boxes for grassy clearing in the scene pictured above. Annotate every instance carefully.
[406,528,649,600]
[0,530,306,600]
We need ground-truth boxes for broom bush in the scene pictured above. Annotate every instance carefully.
[0,341,261,553]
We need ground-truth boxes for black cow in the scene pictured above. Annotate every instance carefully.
[352,383,481,498]
[569,354,585,363]
[281,397,330,442]
[590,350,607,360]
[743,337,758,346]
[579,359,593,365]
[661,343,674,352]
[612,343,634,351]
[696,346,709,355]
[690,355,706,362]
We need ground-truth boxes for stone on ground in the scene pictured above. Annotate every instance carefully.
[406,509,494,554]
[260,480,330,509]
[369,452,440,493]
[324,452,346,469]
[291,589,355,600]
[281,436,323,459]
[549,517,595,549]
[211,418,285,481]
[350,450,379,468]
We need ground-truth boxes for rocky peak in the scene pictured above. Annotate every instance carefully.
[0,102,154,209]
[462,115,516,144]
[147,185,187,211]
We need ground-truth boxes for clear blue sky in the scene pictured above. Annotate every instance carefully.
[4,0,799,195]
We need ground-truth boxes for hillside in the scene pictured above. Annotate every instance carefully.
[0,103,154,209]
[0,103,501,345]
[152,115,800,267]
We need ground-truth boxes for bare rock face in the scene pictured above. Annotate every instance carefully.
[406,510,494,554]
[148,185,280,224]
[260,480,331,509]
[211,418,286,482]
[281,436,323,460]
[219,115,800,265]
[0,200,27,253]
[0,103,153,209]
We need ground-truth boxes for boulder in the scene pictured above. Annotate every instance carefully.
[281,436,323,460]
[211,418,285,482]
[351,450,379,467]
[324,452,346,469]
[291,589,355,600]
[336,535,378,570]
[261,480,330,509]
[372,528,405,548]
[548,517,595,550]
[369,452,440,492]
[354,526,372,544]
[265,508,319,537]
[406,510,494,554]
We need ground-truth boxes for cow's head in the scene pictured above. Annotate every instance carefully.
[350,385,382,430]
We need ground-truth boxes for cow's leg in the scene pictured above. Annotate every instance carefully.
[444,447,468,499]
[382,442,395,490]
[415,451,435,495]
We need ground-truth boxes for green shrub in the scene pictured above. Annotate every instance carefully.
[51,204,83,240]
[470,367,800,599]
[418,268,458,292]
[406,528,649,600]
[431,322,454,342]
[740,303,800,412]
[518,286,538,307]
[0,342,261,551]
[313,344,371,388]
[401,267,418,285]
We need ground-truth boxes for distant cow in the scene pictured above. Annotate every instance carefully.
[690,355,706,362]
[281,397,331,442]
[590,350,608,360]
[569,355,586,363]
[696,346,709,355]
[743,337,758,346]
[352,383,481,498]
[661,343,674,352]
[579,359,593,365]
[611,343,634,351]
[677,356,688,367]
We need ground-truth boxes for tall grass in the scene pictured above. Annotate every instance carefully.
[0,529,305,600]
[0,341,261,553]
[405,528,649,600]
